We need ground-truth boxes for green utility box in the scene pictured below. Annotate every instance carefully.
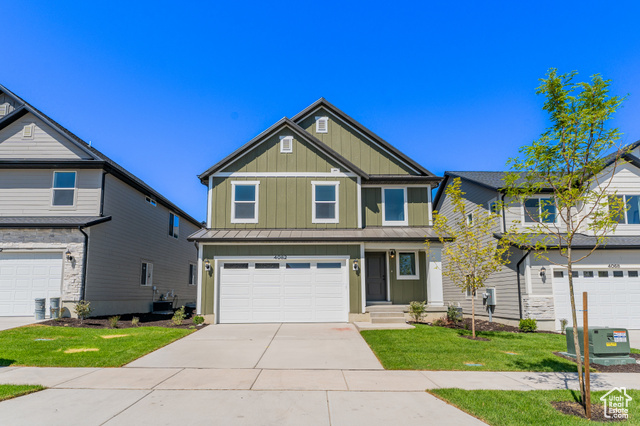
[563,327,636,366]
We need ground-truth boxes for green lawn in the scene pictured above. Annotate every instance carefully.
[0,384,44,402]
[430,389,640,425]
[360,324,581,371]
[0,325,193,367]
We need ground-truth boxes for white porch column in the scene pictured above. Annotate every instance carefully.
[426,246,444,307]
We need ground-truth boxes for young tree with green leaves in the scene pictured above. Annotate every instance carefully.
[432,177,511,338]
[502,68,626,415]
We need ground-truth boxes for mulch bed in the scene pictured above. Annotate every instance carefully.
[553,351,640,373]
[551,401,626,422]
[40,312,206,330]
[425,318,558,334]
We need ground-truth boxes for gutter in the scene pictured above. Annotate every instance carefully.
[515,249,531,320]
[77,216,112,301]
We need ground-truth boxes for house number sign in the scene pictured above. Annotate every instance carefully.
[608,264,621,268]
[274,255,288,259]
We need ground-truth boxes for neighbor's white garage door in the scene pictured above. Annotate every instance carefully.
[0,252,63,316]
[553,268,640,330]
[218,259,348,323]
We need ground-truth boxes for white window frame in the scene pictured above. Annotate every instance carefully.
[230,181,260,224]
[51,170,77,208]
[140,261,153,286]
[145,196,157,206]
[279,136,293,153]
[487,197,500,215]
[521,195,559,225]
[465,287,477,299]
[312,181,340,224]
[466,213,474,226]
[22,123,35,139]
[382,187,409,226]
[169,212,179,239]
[612,194,640,225]
[315,116,329,133]
[396,251,419,280]
[188,262,197,285]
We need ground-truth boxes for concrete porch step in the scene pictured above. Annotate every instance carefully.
[370,312,405,318]
[366,305,408,313]
[371,317,407,324]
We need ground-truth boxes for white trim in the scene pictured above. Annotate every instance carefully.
[525,256,532,294]
[207,176,213,228]
[360,244,366,313]
[279,135,293,153]
[356,177,362,228]
[213,259,219,323]
[381,187,409,226]
[385,251,391,301]
[315,116,329,133]
[612,194,640,225]
[50,170,77,209]
[427,184,433,226]
[140,260,153,286]
[396,250,419,280]
[215,255,350,261]
[552,264,640,270]
[196,245,203,314]
[230,181,260,224]
[296,106,422,174]
[311,181,340,224]
[213,172,357,178]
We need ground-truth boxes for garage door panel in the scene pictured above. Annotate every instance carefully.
[252,298,282,308]
[220,285,251,296]
[283,311,313,321]
[284,286,313,295]
[252,312,283,322]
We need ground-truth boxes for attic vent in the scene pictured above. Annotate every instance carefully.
[280,136,293,153]
[22,124,34,138]
[316,116,328,133]
[0,105,7,116]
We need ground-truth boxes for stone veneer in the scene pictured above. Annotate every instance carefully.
[523,296,556,320]
[0,228,85,302]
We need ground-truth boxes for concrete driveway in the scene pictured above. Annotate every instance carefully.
[127,323,383,370]
[0,317,38,331]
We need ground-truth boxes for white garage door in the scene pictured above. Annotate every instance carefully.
[552,268,640,330]
[218,258,349,323]
[0,252,63,316]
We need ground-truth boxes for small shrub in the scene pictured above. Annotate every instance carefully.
[192,315,205,325]
[108,316,120,329]
[131,317,140,327]
[74,300,93,324]
[172,306,186,326]
[519,318,538,333]
[408,301,427,323]
[446,303,462,323]
[560,318,568,334]
[433,316,447,327]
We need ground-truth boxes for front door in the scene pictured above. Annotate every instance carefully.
[365,252,387,301]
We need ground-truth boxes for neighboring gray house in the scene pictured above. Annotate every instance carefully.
[434,143,640,331]
[0,85,201,317]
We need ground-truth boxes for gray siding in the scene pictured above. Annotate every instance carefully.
[0,113,90,159]
[0,169,102,216]
[85,174,199,311]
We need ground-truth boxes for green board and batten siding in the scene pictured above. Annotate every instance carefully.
[362,187,430,227]
[298,107,418,176]
[389,251,428,304]
[201,245,362,315]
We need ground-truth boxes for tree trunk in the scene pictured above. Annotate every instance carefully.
[567,250,587,412]
[471,287,476,339]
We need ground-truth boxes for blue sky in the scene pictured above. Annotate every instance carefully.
[3,1,640,220]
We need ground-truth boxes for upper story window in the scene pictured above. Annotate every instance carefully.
[280,136,293,153]
[169,213,179,238]
[382,187,408,226]
[488,199,500,215]
[145,196,157,206]
[231,181,259,223]
[523,197,556,223]
[312,181,339,223]
[612,195,640,225]
[52,171,76,207]
[315,116,328,133]
[466,213,474,226]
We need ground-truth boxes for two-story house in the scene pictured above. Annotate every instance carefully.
[190,99,445,324]
[434,142,640,331]
[0,84,201,317]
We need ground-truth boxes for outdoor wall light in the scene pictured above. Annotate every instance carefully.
[390,250,396,259]
[204,259,211,271]
[65,249,73,262]
[352,259,359,271]
[540,266,546,279]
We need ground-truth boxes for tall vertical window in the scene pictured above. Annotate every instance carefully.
[231,181,259,223]
[312,181,339,223]
[382,188,408,226]
[52,171,76,206]
[612,195,640,224]
[523,197,556,223]
[141,261,153,286]
[169,213,179,238]
[188,263,196,285]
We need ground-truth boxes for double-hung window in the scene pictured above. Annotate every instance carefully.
[523,197,556,223]
[231,181,259,223]
[382,187,408,226]
[612,195,640,224]
[52,171,76,207]
[397,251,419,279]
[169,213,179,238]
[312,181,339,223]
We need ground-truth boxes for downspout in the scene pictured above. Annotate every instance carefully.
[500,192,507,232]
[515,249,531,320]
[78,225,89,301]
[99,171,107,216]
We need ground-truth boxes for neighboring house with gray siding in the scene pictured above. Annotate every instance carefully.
[0,84,201,317]
[190,99,445,324]
[434,144,640,331]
